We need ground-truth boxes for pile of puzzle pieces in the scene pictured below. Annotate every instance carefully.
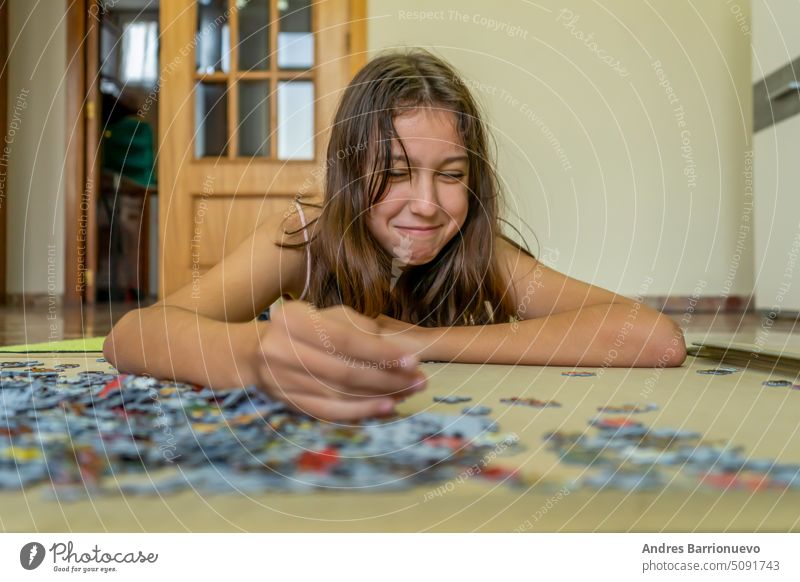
[544,366,800,493]
[3,361,799,498]
[0,360,521,498]
[546,409,800,492]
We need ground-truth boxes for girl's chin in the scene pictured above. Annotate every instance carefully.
[383,235,450,265]
[403,250,441,266]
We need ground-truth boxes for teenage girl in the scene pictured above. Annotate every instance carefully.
[104,49,686,421]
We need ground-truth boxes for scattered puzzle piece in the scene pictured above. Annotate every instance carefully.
[596,403,658,414]
[54,363,81,370]
[762,380,795,388]
[590,417,644,430]
[462,405,491,416]
[697,367,739,375]
[0,360,44,369]
[433,395,472,404]
[501,397,562,408]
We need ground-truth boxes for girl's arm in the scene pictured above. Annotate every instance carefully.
[104,201,427,420]
[103,205,306,388]
[411,302,684,366]
[379,238,686,367]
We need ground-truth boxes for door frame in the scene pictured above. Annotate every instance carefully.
[0,0,8,304]
[64,0,101,305]
[349,0,368,77]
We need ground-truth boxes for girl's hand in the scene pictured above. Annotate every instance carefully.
[248,301,427,421]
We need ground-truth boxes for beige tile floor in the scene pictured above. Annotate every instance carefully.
[0,301,149,346]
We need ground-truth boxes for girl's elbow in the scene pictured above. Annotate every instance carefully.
[644,317,687,367]
[102,310,137,369]
[102,322,123,368]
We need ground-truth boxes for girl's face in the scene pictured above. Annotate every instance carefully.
[366,107,470,267]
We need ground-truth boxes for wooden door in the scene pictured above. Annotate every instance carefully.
[159,0,358,297]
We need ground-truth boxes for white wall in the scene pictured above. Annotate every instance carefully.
[751,0,800,81]
[367,0,753,297]
[6,0,66,296]
[751,0,800,313]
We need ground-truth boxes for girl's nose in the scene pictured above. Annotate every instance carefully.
[408,174,438,215]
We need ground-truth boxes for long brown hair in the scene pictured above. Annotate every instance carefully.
[280,48,535,327]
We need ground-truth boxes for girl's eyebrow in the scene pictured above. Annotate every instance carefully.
[391,154,468,165]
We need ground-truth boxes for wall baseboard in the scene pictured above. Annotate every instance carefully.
[643,295,753,314]
[5,293,63,308]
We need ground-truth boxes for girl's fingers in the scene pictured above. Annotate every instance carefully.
[276,390,396,422]
[265,339,426,398]
[273,302,420,373]
[317,315,421,373]
[260,367,332,401]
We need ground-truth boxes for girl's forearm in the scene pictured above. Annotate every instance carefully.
[419,303,686,367]
[103,305,260,389]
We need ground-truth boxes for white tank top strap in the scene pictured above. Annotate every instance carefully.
[294,198,311,301]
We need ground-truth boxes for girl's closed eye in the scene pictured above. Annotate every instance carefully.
[438,171,465,181]
[387,169,465,180]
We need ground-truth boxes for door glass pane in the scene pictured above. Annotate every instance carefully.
[278,0,313,70]
[239,81,270,156]
[277,80,314,160]
[196,0,231,73]
[238,0,269,71]
[195,82,228,157]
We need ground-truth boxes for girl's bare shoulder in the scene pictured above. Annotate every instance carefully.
[260,197,323,298]
[274,196,323,245]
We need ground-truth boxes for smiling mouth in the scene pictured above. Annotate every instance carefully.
[395,226,441,240]
[395,225,441,232]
